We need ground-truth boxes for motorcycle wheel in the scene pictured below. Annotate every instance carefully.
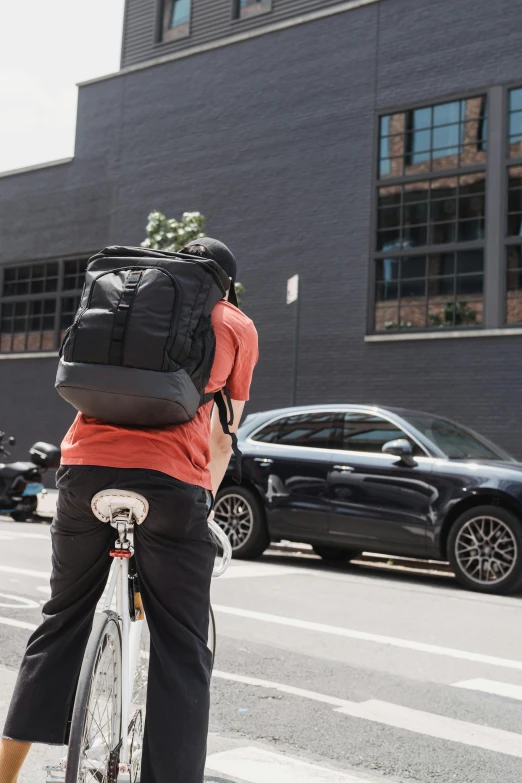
[11,499,37,523]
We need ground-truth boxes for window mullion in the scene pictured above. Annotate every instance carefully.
[483,85,506,328]
[54,260,65,350]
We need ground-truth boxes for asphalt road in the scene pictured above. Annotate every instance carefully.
[0,517,520,783]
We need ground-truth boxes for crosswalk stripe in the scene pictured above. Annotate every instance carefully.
[213,605,522,670]
[214,669,522,758]
[206,746,376,782]
[452,678,522,701]
[336,699,522,757]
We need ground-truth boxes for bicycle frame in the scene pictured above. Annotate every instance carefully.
[102,519,141,776]
[107,516,232,778]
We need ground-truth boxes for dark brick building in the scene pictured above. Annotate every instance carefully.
[1,0,522,464]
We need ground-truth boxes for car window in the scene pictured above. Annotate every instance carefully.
[342,413,424,456]
[253,413,336,449]
[402,413,509,460]
[251,417,286,443]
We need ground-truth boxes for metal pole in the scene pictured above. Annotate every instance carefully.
[292,289,301,406]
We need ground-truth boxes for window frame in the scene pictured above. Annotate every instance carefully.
[161,0,192,43]
[369,85,522,336]
[232,0,273,22]
[505,85,522,325]
[371,92,489,335]
[0,256,88,355]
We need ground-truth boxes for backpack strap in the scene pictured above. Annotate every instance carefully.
[109,270,142,365]
[214,389,242,483]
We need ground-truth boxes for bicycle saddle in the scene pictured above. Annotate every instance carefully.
[91,489,149,525]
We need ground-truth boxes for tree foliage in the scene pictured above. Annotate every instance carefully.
[142,210,205,252]
[142,210,244,306]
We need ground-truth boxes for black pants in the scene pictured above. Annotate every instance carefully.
[3,465,215,783]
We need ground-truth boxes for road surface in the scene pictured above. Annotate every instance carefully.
[0,518,520,782]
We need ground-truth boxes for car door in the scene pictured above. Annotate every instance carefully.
[326,411,437,556]
[249,411,337,540]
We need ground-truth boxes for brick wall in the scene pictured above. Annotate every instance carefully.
[1,0,522,460]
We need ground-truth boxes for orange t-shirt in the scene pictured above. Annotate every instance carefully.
[60,301,258,490]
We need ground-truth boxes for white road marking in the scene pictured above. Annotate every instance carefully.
[221,564,296,579]
[206,746,373,782]
[36,586,52,595]
[335,700,522,757]
[0,616,37,631]
[213,670,348,708]
[0,593,39,609]
[452,678,522,701]
[0,565,50,579]
[213,670,522,758]
[213,605,522,671]
[0,531,49,540]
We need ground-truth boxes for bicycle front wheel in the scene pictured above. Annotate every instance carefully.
[65,612,122,783]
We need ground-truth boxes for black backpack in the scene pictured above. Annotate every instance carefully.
[56,246,241,474]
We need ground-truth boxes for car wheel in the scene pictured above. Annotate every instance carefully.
[312,545,361,563]
[447,505,522,595]
[214,486,269,560]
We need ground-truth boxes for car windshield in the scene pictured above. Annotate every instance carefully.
[401,414,512,461]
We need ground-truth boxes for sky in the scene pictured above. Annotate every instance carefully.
[0,0,126,174]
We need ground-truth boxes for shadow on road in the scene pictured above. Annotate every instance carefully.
[261,548,522,600]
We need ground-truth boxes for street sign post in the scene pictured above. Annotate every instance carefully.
[287,275,300,406]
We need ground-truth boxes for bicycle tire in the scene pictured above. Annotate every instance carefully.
[65,611,122,783]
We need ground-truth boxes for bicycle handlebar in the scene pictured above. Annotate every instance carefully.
[208,519,232,577]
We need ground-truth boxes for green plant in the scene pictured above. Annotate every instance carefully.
[384,319,413,330]
[142,210,205,252]
[142,210,244,306]
[429,299,477,328]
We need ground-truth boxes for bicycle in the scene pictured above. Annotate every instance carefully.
[45,488,231,782]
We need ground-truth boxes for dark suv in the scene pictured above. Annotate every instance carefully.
[215,405,522,595]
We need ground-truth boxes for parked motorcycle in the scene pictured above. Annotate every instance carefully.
[0,432,61,522]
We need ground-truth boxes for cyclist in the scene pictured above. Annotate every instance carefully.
[0,237,258,783]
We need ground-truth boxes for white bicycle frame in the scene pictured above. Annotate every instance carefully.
[108,515,232,780]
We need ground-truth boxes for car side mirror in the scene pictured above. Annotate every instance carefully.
[382,438,416,467]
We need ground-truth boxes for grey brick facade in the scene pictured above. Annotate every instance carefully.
[1,0,522,465]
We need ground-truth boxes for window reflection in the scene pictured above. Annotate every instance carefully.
[374,251,484,331]
[379,96,487,179]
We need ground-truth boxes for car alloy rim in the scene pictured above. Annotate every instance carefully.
[214,494,254,550]
[455,516,518,585]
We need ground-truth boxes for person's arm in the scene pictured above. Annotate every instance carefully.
[208,394,245,498]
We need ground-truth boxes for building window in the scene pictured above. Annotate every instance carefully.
[508,88,522,159]
[506,88,522,324]
[0,258,87,354]
[235,0,272,21]
[162,0,191,41]
[374,95,487,332]
[380,97,486,179]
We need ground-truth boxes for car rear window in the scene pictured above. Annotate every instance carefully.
[252,413,336,449]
